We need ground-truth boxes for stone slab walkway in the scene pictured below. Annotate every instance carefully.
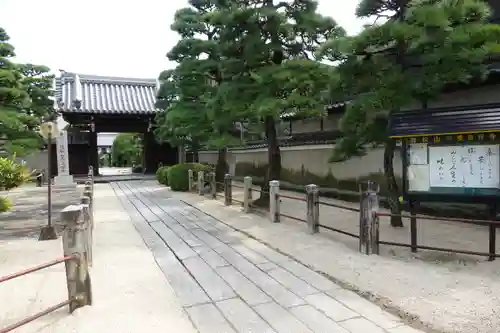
[112,181,423,333]
[167,181,500,333]
[0,183,195,333]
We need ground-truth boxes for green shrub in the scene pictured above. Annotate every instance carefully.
[0,196,12,213]
[0,157,30,191]
[156,166,169,185]
[132,164,143,173]
[167,163,212,191]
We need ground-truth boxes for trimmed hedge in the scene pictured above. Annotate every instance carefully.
[132,164,143,173]
[156,166,169,185]
[166,163,212,191]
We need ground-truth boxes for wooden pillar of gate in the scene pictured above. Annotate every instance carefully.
[143,131,158,174]
[88,131,99,176]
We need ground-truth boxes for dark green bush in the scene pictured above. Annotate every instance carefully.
[132,164,143,173]
[167,163,212,191]
[156,166,169,185]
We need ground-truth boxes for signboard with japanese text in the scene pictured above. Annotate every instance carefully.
[428,145,499,188]
[400,131,500,198]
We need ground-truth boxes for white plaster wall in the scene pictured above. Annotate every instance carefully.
[16,150,48,172]
[199,145,403,179]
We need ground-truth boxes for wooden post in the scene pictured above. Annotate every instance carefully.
[83,184,93,225]
[269,180,280,223]
[188,169,194,191]
[306,184,319,234]
[224,173,232,206]
[88,166,94,183]
[210,172,216,199]
[488,203,497,261]
[243,176,253,213]
[80,196,93,267]
[198,171,204,196]
[84,181,93,206]
[60,204,92,312]
[359,181,380,255]
[409,200,418,253]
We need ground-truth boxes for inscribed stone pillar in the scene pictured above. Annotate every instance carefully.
[54,130,75,186]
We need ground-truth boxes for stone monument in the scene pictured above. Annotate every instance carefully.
[54,129,75,186]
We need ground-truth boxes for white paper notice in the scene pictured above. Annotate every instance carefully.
[428,144,500,188]
[407,164,430,191]
[408,143,428,165]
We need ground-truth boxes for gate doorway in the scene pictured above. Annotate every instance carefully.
[51,71,179,177]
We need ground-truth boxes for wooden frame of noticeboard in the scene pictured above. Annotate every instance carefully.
[399,131,500,204]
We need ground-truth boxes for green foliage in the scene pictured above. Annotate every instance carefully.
[132,165,143,173]
[156,166,170,185]
[167,163,212,191]
[111,133,142,167]
[0,156,30,190]
[319,0,500,160]
[155,1,236,151]
[0,196,11,213]
[0,27,54,157]
[156,0,345,193]
[205,0,344,137]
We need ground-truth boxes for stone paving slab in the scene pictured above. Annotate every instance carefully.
[111,181,425,333]
[216,298,276,333]
[0,183,196,333]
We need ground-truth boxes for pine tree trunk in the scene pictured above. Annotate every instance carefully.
[215,148,228,190]
[254,116,281,208]
[384,139,403,227]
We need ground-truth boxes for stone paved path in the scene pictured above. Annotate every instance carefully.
[111,181,422,333]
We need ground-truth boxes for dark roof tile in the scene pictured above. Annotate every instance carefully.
[55,71,161,115]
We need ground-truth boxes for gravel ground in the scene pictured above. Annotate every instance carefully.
[162,181,500,333]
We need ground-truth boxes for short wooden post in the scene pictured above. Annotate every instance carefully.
[243,176,253,213]
[269,180,280,223]
[306,184,319,234]
[359,181,380,255]
[61,204,92,312]
[84,181,93,205]
[198,171,204,195]
[488,203,497,261]
[80,196,93,267]
[409,200,418,253]
[210,172,216,199]
[83,184,93,217]
[188,169,194,191]
[88,166,94,182]
[224,173,232,206]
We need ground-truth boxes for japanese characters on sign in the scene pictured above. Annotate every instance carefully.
[398,132,498,145]
[402,131,500,193]
[55,131,69,176]
[428,145,499,189]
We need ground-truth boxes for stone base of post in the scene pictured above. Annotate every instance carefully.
[54,174,75,186]
[39,225,58,241]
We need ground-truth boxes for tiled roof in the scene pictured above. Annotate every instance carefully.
[55,71,161,115]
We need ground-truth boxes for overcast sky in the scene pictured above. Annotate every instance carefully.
[0,0,364,79]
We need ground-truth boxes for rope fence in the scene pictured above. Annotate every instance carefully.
[0,167,95,333]
[186,170,500,261]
